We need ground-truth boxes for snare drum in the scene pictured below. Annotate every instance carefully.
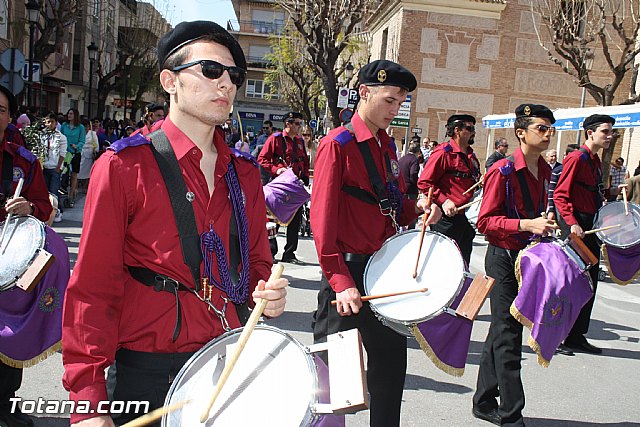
[266,222,277,240]
[0,216,47,292]
[363,230,466,337]
[593,202,640,248]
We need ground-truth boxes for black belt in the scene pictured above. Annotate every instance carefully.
[343,253,372,263]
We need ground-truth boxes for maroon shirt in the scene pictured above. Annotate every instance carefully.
[477,147,551,250]
[311,112,419,293]
[62,118,272,423]
[258,130,310,179]
[553,144,603,226]
[417,139,480,206]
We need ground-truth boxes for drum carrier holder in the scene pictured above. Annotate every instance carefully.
[127,130,249,342]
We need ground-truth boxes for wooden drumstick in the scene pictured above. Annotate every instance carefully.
[619,184,629,215]
[584,223,622,235]
[120,399,191,427]
[456,197,482,212]
[0,178,25,250]
[413,188,433,279]
[200,263,285,423]
[462,176,483,195]
[331,288,428,305]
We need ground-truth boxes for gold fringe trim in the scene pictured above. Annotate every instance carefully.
[510,305,550,368]
[410,325,465,377]
[0,341,61,368]
[514,240,540,292]
[266,207,294,226]
[601,244,640,286]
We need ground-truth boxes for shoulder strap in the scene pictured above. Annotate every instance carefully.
[514,170,536,219]
[148,129,202,292]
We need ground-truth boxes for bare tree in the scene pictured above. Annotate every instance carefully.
[275,0,373,128]
[531,0,640,177]
[35,0,86,74]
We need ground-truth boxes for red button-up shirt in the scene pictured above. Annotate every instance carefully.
[311,112,419,293]
[0,138,52,221]
[477,147,551,250]
[417,139,480,206]
[553,144,602,226]
[258,130,310,179]
[62,118,271,423]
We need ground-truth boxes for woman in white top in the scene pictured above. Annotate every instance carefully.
[78,117,98,183]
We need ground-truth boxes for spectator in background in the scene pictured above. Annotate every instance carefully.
[634,160,640,177]
[235,134,250,152]
[79,117,98,190]
[420,137,430,158]
[609,156,630,201]
[60,108,85,206]
[485,137,509,171]
[546,144,579,227]
[41,113,67,220]
[545,148,562,174]
[301,126,316,171]
[16,113,31,130]
[398,141,424,229]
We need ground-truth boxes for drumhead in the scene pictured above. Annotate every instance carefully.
[162,325,317,426]
[364,230,466,326]
[0,216,45,291]
[465,189,482,225]
[593,202,640,248]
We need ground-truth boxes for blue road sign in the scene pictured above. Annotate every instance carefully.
[309,119,318,129]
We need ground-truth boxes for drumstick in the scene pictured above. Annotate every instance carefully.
[584,223,622,235]
[120,399,191,427]
[331,288,428,305]
[619,184,629,216]
[413,188,433,279]
[462,177,483,195]
[0,178,25,250]
[200,263,285,423]
[456,197,482,212]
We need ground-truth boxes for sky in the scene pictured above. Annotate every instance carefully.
[163,0,236,27]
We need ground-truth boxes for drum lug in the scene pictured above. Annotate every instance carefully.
[442,307,457,317]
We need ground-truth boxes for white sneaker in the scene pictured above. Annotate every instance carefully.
[54,211,63,223]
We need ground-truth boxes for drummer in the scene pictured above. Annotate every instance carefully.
[417,113,481,265]
[0,85,53,427]
[311,60,441,427]
[472,104,557,426]
[258,111,310,265]
[553,114,615,355]
[62,21,288,426]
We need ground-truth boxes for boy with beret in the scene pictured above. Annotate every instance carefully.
[258,111,310,264]
[472,104,558,426]
[311,59,441,426]
[62,21,288,426]
[553,113,615,355]
[417,113,481,265]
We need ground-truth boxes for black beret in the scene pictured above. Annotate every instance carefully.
[157,21,246,71]
[358,60,417,92]
[515,104,555,124]
[583,114,615,130]
[447,114,476,126]
[285,112,303,121]
[0,84,18,116]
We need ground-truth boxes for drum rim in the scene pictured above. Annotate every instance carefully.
[593,202,640,248]
[162,324,319,426]
[0,215,46,291]
[363,229,466,326]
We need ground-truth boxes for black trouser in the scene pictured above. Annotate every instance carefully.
[474,245,525,427]
[282,208,302,259]
[558,211,600,339]
[430,213,475,265]
[312,258,407,427]
[0,362,22,413]
[112,349,194,426]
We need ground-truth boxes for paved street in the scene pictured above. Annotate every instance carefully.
[16,194,640,426]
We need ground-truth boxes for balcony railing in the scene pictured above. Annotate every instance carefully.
[227,20,286,36]
[246,55,273,69]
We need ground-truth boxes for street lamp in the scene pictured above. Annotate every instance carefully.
[87,42,98,118]
[25,0,40,109]
[576,48,595,144]
[122,56,132,120]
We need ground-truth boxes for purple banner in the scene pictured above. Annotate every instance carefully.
[602,244,640,285]
[513,240,593,367]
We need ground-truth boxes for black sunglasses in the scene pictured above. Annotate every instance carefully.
[171,59,246,86]
[463,125,476,132]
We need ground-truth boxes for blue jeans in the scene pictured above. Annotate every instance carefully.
[43,168,61,199]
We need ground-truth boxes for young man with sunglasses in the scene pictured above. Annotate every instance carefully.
[311,60,441,427]
[62,21,288,427]
[472,104,558,427]
[417,114,481,265]
[258,112,310,265]
[553,114,615,355]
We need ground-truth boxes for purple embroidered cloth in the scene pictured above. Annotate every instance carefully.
[264,168,310,225]
[602,244,640,285]
[311,354,345,427]
[513,240,593,367]
[0,227,70,367]
[413,277,473,377]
